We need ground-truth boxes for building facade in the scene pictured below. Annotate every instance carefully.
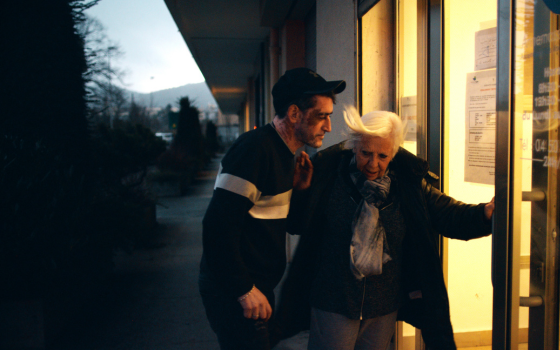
[165,0,560,348]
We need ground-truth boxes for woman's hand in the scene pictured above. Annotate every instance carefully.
[238,286,273,321]
[484,196,495,220]
[293,151,313,190]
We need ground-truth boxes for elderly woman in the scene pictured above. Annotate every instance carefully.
[277,109,494,350]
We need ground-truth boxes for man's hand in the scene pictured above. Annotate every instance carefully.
[293,151,313,190]
[484,196,495,220]
[238,287,272,321]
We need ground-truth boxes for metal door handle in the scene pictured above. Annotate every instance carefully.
[491,190,545,287]
[519,296,543,307]
[522,190,546,202]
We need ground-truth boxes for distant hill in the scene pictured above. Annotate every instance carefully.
[127,82,218,110]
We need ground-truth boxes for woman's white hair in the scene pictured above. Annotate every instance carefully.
[343,105,404,157]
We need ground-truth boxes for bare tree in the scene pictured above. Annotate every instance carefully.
[77,15,128,126]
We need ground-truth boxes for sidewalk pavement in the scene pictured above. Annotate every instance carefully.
[53,155,308,349]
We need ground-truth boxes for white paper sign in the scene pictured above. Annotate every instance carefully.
[401,95,417,142]
[475,27,497,71]
[465,69,496,184]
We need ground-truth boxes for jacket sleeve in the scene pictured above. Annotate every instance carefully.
[423,179,492,240]
[201,142,267,298]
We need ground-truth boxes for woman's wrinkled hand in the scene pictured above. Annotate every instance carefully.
[484,196,495,220]
[293,151,313,190]
[238,286,273,321]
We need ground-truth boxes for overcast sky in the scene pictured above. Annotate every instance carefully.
[85,0,205,93]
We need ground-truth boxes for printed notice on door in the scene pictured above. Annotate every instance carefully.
[475,27,497,71]
[465,69,496,185]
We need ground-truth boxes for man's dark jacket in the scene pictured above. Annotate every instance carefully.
[271,142,492,350]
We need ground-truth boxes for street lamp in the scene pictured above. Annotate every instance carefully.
[150,76,155,109]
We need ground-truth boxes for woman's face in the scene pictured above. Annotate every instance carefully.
[354,135,394,180]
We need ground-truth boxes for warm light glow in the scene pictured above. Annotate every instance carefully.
[445,0,496,335]
[254,126,257,129]
[212,87,246,95]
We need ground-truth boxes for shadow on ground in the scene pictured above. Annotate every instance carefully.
[49,156,308,350]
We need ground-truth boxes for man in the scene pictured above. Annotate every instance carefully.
[199,67,346,349]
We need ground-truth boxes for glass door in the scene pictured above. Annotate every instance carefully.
[396,0,420,347]
[443,0,497,348]
[360,0,421,347]
[495,0,560,348]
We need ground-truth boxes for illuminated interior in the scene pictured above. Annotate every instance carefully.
[443,0,497,344]
[397,0,417,155]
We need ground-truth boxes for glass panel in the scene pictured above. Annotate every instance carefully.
[362,1,419,347]
[397,0,417,155]
[513,0,559,348]
[361,0,418,156]
[396,0,418,345]
[444,0,497,348]
[361,0,395,115]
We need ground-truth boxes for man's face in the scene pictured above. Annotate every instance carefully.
[354,135,394,180]
[294,95,333,148]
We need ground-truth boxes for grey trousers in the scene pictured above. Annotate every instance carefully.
[308,308,398,350]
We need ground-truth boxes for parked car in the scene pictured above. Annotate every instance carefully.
[155,132,173,144]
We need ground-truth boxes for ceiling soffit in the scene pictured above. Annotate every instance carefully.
[165,0,316,114]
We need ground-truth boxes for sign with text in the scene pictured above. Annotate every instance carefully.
[465,69,496,185]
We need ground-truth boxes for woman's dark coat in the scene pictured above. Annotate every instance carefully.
[271,142,492,350]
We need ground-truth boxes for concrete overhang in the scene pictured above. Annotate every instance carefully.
[260,0,316,26]
[164,0,268,115]
[164,0,316,115]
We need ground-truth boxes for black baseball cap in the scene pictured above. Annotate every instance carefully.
[272,68,346,114]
